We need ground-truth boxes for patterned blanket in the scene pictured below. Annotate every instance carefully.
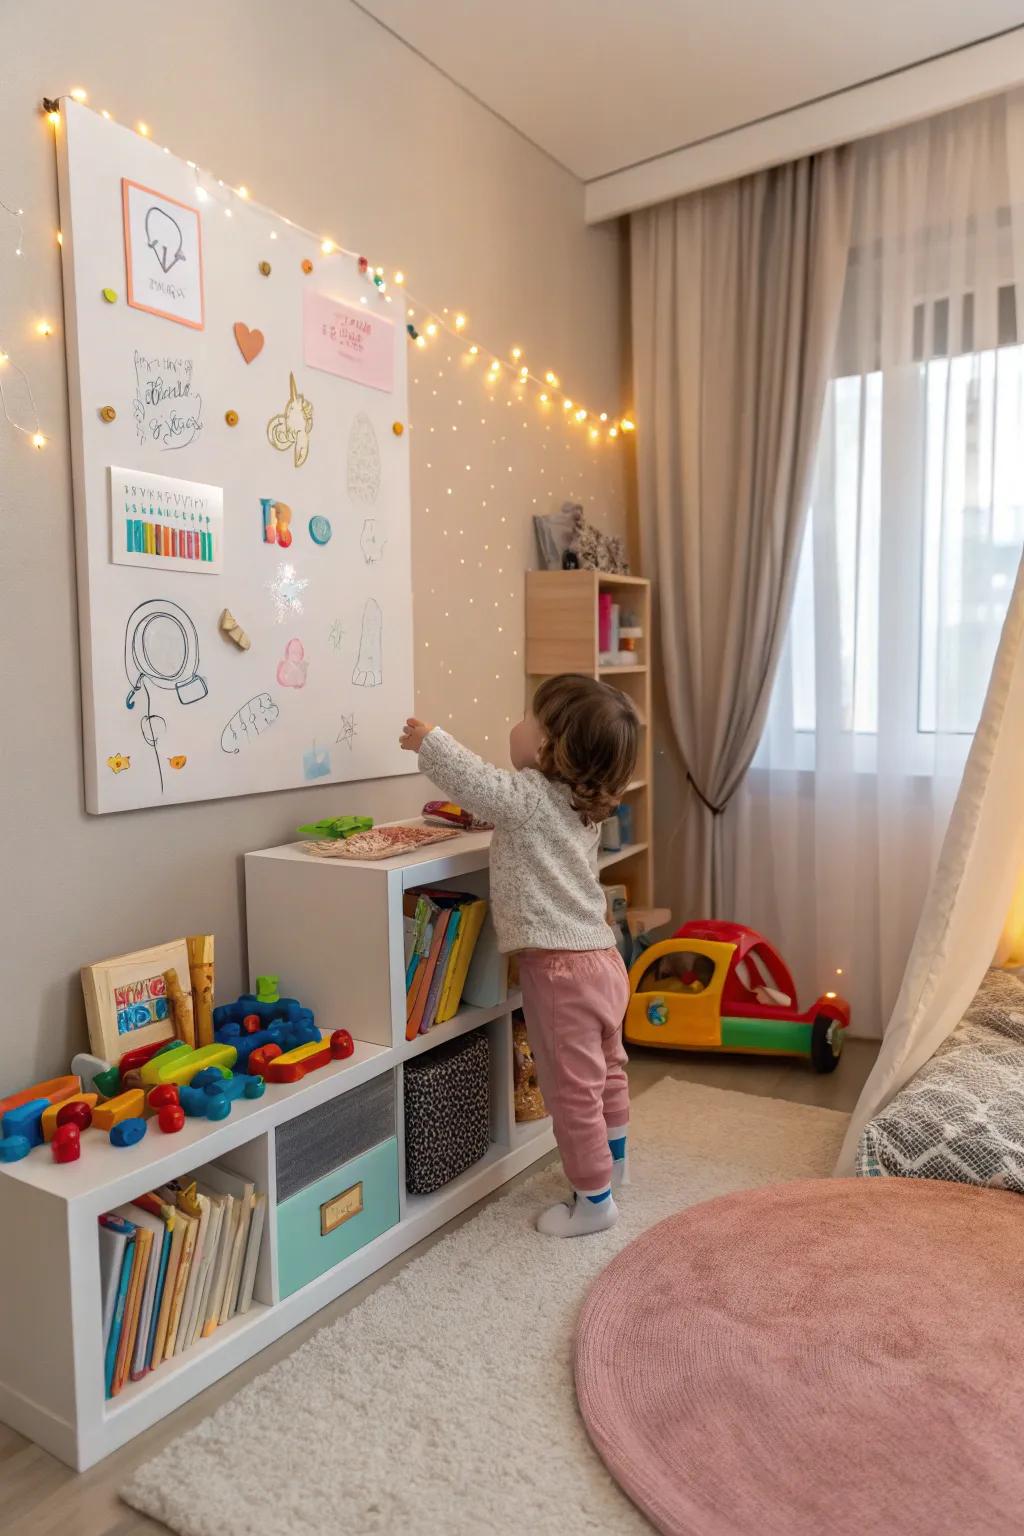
[858,968,1024,1192]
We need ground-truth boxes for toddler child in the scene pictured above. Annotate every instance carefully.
[400,674,639,1237]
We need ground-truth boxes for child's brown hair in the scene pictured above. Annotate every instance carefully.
[533,674,639,826]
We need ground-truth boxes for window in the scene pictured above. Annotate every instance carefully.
[636,950,715,996]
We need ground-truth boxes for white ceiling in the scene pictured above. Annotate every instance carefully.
[357,0,1024,183]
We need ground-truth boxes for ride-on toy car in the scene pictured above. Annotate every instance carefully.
[624,921,851,1072]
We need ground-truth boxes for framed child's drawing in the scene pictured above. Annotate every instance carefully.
[81,938,191,1063]
[122,179,205,329]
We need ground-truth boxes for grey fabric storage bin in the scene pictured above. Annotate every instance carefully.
[404,1029,490,1196]
[276,1070,396,1202]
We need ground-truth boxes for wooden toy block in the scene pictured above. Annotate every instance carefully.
[117,1038,175,1076]
[139,1042,191,1086]
[148,1043,238,1087]
[110,1117,146,1147]
[70,1052,113,1090]
[264,1034,332,1084]
[179,1085,210,1118]
[248,1043,282,1077]
[0,1076,81,1119]
[163,967,196,1049]
[92,1066,121,1098]
[147,1084,180,1111]
[331,1029,355,1060]
[52,1124,81,1163]
[204,1074,249,1105]
[41,1093,98,1142]
[0,1135,30,1162]
[2,1099,49,1147]
[92,1089,145,1131]
[56,1099,95,1134]
[157,1105,185,1133]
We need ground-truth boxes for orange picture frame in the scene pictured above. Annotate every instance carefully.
[122,178,205,330]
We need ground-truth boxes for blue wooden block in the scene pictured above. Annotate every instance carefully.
[110,1117,146,1148]
[245,1076,266,1099]
[179,1085,210,1118]
[2,1098,49,1148]
[219,1021,242,1040]
[204,1074,248,1104]
[206,1094,231,1121]
[192,1066,231,1090]
[0,1135,31,1162]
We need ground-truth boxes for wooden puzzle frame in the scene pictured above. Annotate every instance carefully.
[81,938,191,1063]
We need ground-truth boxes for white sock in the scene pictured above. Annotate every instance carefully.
[536,1187,619,1238]
[608,1125,630,1187]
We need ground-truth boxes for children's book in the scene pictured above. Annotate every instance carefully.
[99,1214,134,1355]
[112,1204,163,1382]
[462,909,508,1008]
[149,1209,184,1366]
[103,1223,135,1398]
[159,1202,197,1360]
[176,1189,211,1353]
[132,1193,176,1370]
[112,1224,151,1396]
[407,908,451,1038]
[194,1161,256,1320]
[195,1184,236,1335]
[436,898,488,1023]
[186,1193,222,1349]
[236,1192,267,1315]
[420,908,461,1033]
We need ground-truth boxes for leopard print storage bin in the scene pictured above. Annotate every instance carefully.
[403,1028,491,1195]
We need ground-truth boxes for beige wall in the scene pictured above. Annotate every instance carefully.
[0,0,632,1087]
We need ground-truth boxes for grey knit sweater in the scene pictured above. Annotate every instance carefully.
[418,728,614,955]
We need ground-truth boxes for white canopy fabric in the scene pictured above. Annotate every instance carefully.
[835,88,1024,1174]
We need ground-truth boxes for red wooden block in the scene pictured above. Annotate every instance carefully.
[264,1040,333,1084]
[56,1100,93,1133]
[52,1124,81,1163]
[248,1043,282,1077]
[147,1084,180,1111]
[158,1105,185,1134]
[118,1038,175,1076]
[330,1029,355,1060]
[242,1014,262,1034]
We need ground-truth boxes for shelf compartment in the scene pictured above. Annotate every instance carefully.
[598,841,649,871]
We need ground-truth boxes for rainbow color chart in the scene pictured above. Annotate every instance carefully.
[109,466,224,576]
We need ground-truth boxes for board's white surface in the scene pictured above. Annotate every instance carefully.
[57,102,414,813]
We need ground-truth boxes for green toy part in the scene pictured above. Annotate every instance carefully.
[296,815,374,840]
[255,975,280,1004]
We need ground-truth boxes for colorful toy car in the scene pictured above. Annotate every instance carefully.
[624,921,851,1072]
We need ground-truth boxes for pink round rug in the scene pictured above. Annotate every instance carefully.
[576,1179,1024,1536]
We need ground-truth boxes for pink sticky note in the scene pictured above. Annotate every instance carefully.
[303,291,395,393]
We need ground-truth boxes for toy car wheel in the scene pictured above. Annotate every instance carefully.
[811,1015,844,1073]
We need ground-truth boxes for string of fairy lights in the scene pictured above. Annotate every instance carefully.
[1,91,637,454]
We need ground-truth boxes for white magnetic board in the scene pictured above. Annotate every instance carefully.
[56,100,414,813]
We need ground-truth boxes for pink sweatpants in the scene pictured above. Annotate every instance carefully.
[518,947,630,1192]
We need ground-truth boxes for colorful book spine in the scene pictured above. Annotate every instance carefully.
[104,1231,135,1398]
[598,591,613,652]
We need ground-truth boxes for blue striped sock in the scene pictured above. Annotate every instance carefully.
[583,1187,611,1205]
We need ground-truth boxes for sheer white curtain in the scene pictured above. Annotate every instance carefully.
[735,93,1024,1038]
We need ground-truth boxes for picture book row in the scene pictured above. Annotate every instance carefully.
[404,889,493,1041]
[100,1159,266,1398]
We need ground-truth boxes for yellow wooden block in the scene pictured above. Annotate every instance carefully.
[41,1093,98,1142]
[150,1043,237,1086]
[139,1042,192,1086]
[272,1035,326,1068]
[93,1089,145,1131]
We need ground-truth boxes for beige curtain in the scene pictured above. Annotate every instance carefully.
[631,150,854,916]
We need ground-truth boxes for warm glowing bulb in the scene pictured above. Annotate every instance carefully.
[519,366,528,379]
[468,345,479,356]
[320,238,335,254]
[825,991,837,999]
[575,409,587,422]
[511,346,522,360]
[137,121,150,137]
[0,352,8,365]
[425,322,438,337]
[454,313,466,329]
[620,417,635,432]
[394,270,405,284]
[376,266,383,277]
[545,371,558,386]
[835,967,844,976]
[32,432,45,449]
[55,231,62,246]
[101,109,111,120]
[196,186,210,202]
[539,392,548,403]
[563,399,573,411]
[608,426,619,438]
[415,335,426,349]
[237,185,250,199]
[47,110,60,127]
[589,427,599,440]
[70,87,87,103]
[36,320,53,337]
[599,412,608,422]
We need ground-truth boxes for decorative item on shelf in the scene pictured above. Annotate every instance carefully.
[562,549,580,569]
[163,967,196,1049]
[616,803,634,846]
[81,939,193,1065]
[600,816,623,854]
[623,920,851,1074]
[187,933,216,1047]
[219,608,251,650]
[512,1017,547,1123]
[302,824,460,861]
[421,800,493,832]
[295,814,373,840]
[533,502,582,571]
[567,504,629,574]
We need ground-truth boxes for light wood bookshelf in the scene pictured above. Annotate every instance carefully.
[526,570,653,909]
[0,829,554,1470]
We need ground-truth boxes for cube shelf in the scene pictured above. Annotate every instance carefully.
[0,830,554,1470]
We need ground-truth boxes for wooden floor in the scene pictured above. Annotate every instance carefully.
[0,1039,877,1536]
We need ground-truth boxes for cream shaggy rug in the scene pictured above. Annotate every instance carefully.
[122,1080,847,1536]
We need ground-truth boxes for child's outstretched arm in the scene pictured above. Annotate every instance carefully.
[400,720,540,829]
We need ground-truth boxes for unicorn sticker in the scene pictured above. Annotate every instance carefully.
[267,372,314,468]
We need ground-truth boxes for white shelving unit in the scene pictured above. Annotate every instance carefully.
[0,829,554,1470]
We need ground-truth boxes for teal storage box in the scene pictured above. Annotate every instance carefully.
[276,1136,400,1299]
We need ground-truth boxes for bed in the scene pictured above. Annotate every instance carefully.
[857,968,1024,1192]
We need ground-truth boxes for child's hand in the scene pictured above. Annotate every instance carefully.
[400,717,434,752]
